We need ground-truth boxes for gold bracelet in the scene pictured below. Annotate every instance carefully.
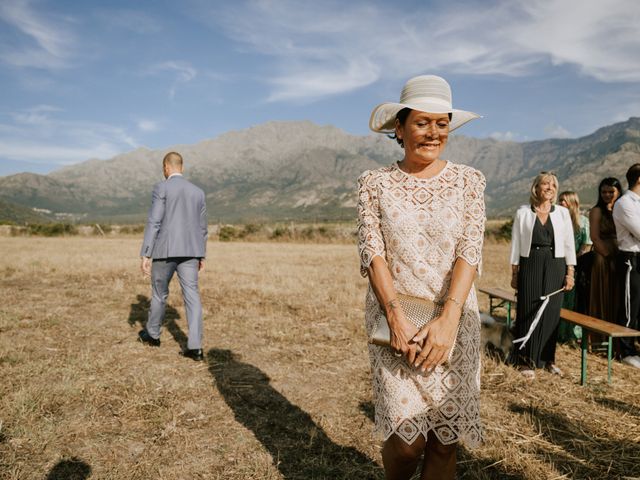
[445,296,463,310]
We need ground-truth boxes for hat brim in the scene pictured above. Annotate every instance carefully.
[369,101,480,133]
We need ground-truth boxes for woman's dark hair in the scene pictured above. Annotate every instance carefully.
[388,108,453,148]
[595,177,623,211]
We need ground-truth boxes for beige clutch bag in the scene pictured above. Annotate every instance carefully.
[370,293,458,362]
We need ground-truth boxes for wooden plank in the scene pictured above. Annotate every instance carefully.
[560,308,640,337]
[478,286,640,337]
[478,286,517,303]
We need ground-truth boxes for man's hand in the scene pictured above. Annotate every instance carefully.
[198,259,205,273]
[141,257,152,277]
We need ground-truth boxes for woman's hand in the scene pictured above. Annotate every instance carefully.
[563,274,575,291]
[410,311,460,371]
[388,308,420,362]
[510,266,518,290]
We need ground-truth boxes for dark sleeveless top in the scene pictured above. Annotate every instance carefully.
[531,206,555,248]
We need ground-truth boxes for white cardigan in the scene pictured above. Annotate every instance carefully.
[510,205,577,266]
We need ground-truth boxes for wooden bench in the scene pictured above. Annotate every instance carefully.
[560,308,640,385]
[479,286,640,385]
[479,287,516,327]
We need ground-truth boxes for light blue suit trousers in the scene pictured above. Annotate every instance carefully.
[146,258,203,349]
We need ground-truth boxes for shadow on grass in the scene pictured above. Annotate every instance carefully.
[359,401,526,479]
[46,457,91,480]
[128,294,188,349]
[509,402,640,478]
[594,396,640,418]
[359,400,375,423]
[458,447,527,480]
[208,349,382,480]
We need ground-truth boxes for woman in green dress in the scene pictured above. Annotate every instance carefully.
[557,191,592,343]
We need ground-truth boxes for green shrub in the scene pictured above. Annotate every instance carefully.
[219,225,240,241]
[497,219,513,241]
[300,226,315,240]
[242,223,263,236]
[119,225,145,235]
[270,226,292,239]
[26,223,78,237]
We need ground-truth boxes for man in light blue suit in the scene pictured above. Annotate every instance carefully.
[139,151,208,361]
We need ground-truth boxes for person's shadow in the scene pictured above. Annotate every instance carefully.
[208,349,381,480]
[45,457,91,479]
[509,402,640,478]
[128,294,188,349]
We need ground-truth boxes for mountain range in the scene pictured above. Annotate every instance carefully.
[1,117,639,223]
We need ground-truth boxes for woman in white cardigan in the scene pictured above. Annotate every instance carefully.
[510,172,576,379]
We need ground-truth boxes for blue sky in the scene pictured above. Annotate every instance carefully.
[1,0,639,175]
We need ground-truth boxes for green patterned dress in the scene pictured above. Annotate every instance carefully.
[558,215,591,342]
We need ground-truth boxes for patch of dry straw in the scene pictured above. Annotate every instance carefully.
[0,237,638,479]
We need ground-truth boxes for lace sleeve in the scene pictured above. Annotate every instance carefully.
[455,168,486,275]
[357,171,386,277]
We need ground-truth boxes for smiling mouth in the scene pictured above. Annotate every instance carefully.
[419,143,440,148]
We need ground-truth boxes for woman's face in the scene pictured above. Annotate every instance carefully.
[396,110,449,164]
[559,196,568,208]
[600,185,619,205]
[536,177,557,203]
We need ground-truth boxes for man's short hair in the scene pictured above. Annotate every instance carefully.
[163,151,183,169]
[626,163,640,189]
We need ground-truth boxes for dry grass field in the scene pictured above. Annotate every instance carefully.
[1,237,639,479]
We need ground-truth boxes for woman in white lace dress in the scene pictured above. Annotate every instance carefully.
[358,75,485,480]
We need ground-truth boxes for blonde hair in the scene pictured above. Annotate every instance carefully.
[559,190,580,232]
[530,172,558,207]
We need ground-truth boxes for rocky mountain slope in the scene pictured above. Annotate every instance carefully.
[1,118,639,222]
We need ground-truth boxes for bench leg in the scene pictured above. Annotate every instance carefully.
[581,334,588,386]
[506,301,512,329]
[607,336,613,384]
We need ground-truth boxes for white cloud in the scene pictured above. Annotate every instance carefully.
[0,141,124,165]
[267,57,381,102]
[0,106,138,165]
[96,9,162,34]
[208,0,640,102]
[490,131,519,141]
[137,119,160,132]
[544,123,572,138]
[148,61,197,82]
[0,0,75,69]
[146,61,197,99]
[12,104,62,125]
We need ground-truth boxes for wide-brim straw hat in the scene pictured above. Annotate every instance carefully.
[369,75,480,133]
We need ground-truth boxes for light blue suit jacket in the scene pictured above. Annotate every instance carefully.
[140,175,208,259]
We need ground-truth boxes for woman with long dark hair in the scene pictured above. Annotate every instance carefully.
[589,177,623,324]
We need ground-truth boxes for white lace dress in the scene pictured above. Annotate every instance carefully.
[357,161,486,447]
